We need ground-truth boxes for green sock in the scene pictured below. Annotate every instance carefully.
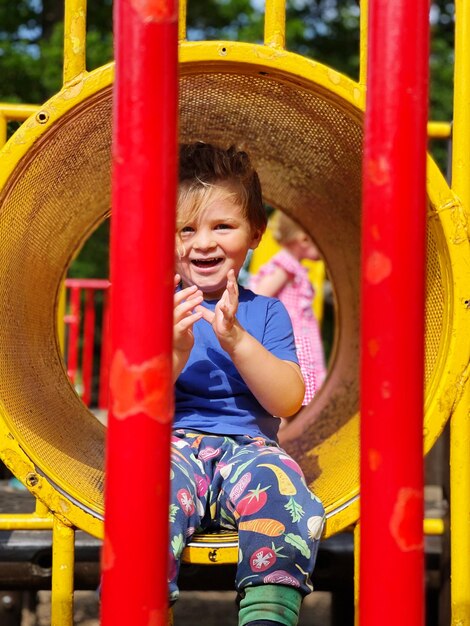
[238,584,302,626]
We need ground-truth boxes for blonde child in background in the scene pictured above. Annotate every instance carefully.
[249,211,326,407]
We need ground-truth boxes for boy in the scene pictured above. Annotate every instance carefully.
[171,143,324,626]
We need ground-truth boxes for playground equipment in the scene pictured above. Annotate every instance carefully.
[63,278,111,410]
[0,0,468,624]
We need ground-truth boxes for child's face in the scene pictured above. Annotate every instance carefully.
[296,233,320,262]
[176,194,261,299]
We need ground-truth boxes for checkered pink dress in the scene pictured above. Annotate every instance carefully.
[249,250,326,404]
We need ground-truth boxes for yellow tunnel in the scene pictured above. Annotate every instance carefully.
[0,37,468,539]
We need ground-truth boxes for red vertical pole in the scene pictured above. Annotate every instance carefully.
[81,288,96,407]
[101,0,178,623]
[98,288,110,411]
[360,2,429,626]
[67,285,81,385]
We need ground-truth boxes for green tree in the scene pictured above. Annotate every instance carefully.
[0,0,113,277]
[0,0,455,108]
[0,0,112,103]
[185,0,361,76]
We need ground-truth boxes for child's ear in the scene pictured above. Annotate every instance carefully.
[249,228,264,250]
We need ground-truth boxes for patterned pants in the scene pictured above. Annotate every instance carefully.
[169,430,325,601]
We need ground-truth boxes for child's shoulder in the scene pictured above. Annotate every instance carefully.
[238,286,289,317]
[239,284,274,305]
[253,249,301,279]
[238,286,294,343]
[271,249,302,274]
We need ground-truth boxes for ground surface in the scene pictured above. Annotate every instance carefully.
[35,589,332,626]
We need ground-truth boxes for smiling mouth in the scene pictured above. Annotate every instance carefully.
[191,258,223,268]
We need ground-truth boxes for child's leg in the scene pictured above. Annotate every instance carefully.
[168,434,208,602]
[217,439,325,626]
[238,584,303,626]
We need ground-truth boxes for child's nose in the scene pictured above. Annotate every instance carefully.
[194,231,217,250]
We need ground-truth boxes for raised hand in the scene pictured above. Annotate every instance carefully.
[197,270,242,352]
[194,271,305,416]
[173,275,203,379]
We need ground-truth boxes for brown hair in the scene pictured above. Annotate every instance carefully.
[177,142,267,233]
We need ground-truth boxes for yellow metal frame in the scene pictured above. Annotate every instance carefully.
[0,104,39,148]
[450,1,470,624]
[0,0,468,623]
[0,500,75,625]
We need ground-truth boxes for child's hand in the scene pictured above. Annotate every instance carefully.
[197,270,242,352]
[196,272,305,417]
[215,268,238,330]
[173,275,203,379]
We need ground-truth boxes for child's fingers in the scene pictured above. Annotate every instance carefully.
[217,294,235,326]
[227,269,238,294]
[174,290,202,311]
[225,271,238,309]
[175,310,203,334]
[174,285,201,307]
[174,283,199,299]
[174,295,203,322]
[221,304,234,323]
[217,290,229,313]
[222,282,238,318]
[195,305,214,325]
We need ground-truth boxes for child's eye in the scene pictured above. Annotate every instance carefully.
[215,223,233,230]
[181,226,194,234]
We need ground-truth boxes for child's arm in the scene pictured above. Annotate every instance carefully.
[251,266,290,298]
[173,277,203,381]
[198,270,305,417]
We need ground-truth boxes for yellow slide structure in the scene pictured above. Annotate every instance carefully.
[0,20,468,544]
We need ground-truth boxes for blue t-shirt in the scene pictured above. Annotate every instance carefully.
[174,286,299,441]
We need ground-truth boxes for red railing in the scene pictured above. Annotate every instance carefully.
[64,278,111,409]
